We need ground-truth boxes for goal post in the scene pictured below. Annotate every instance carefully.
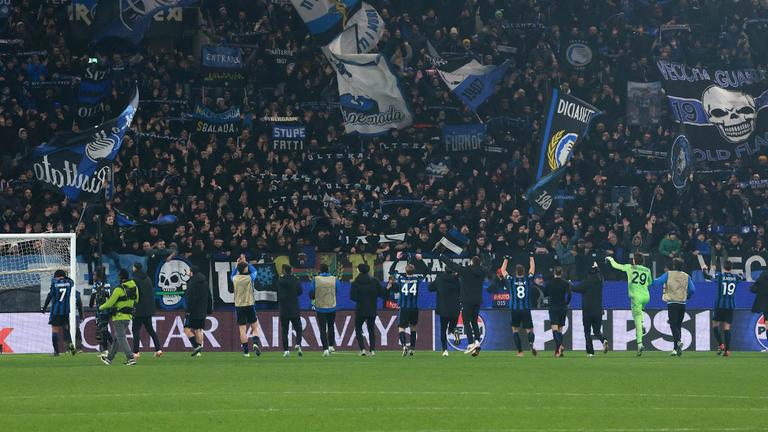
[0,233,77,350]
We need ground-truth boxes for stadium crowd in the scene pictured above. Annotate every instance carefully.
[1,0,768,281]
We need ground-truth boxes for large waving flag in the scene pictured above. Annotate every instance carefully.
[115,208,178,230]
[290,0,362,46]
[93,0,195,44]
[27,87,139,202]
[437,60,511,112]
[525,165,567,216]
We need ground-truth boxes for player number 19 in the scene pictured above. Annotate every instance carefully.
[722,282,736,296]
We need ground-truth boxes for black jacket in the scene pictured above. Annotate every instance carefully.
[751,271,768,313]
[429,271,461,317]
[277,274,302,318]
[439,255,486,306]
[350,273,385,316]
[185,272,212,319]
[545,277,572,308]
[133,270,155,317]
[572,274,603,315]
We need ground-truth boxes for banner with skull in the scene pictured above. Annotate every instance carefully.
[657,61,768,163]
[155,257,192,310]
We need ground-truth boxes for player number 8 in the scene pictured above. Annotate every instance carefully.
[516,285,526,299]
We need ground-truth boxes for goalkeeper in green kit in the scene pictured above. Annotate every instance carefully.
[606,254,652,356]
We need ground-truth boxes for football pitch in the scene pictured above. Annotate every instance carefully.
[1,351,765,431]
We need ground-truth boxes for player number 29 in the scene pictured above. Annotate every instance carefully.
[722,282,736,296]
[401,283,417,296]
[631,271,648,285]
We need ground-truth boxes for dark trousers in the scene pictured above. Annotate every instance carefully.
[280,315,303,351]
[582,313,606,355]
[355,314,376,351]
[317,311,336,350]
[462,304,481,344]
[132,316,161,353]
[668,303,686,347]
[439,315,458,351]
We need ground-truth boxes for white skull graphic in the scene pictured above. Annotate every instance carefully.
[157,260,191,306]
[702,85,757,143]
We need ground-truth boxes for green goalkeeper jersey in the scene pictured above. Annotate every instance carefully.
[607,257,651,300]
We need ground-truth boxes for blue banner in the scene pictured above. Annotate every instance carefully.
[452,61,511,112]
[271,124,306,151]
[443,124,486,153]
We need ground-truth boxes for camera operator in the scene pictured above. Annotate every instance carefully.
[89,269,113,356]
[98,269,139,366]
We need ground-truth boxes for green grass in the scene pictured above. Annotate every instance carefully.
[1,350,766,431]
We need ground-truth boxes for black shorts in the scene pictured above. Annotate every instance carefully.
[713,308,734,323]
[49,314,68,327]
[398,308,419,327]
[510,309,533,329]
[184,315,205,330]
[548,307,567,326]
[235,306,257,325]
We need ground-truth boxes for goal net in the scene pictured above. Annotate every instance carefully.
[0,234,77,353]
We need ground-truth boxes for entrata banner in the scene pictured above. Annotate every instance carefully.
[0,311,433,353]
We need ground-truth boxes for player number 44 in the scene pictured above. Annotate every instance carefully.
[401,283,417,296]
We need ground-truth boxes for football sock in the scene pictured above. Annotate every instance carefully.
[513,332,522,352]
[241,343,248,354]
[410,331,417,348]
[52,333,59,354]
[527,332,535,345]
[553,331,563,350]
[399,331,406,346]
[251,336,260,348]
[188,336,200,348]
[724,330,731,350]
[713,327,723,345]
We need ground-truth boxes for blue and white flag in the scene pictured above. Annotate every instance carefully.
[525,165,567,216]
[435,228,470,255]
[271,124,306,151]
[93,0,195,44]
[325,2,383,54]
[443,124,486,153]
[328,52,412,135]
[290,0,361,45]
[27,87,138,202]
[436,59,511,112]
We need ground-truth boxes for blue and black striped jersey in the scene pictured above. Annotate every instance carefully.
[713,272,744,310]
[395,274,423,309]
[48,277,74,316]
[507,275,534,310]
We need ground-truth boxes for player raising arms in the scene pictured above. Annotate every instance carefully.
[607,254,651,356]
[702,260,744,356]
[498,258,538,357]
[388,252,428,357]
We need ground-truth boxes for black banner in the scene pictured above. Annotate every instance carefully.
[192,105,241,137]
[535,90,599,179]
[657,60,768,162]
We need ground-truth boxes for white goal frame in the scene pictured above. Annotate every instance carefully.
[0,233,78,345]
